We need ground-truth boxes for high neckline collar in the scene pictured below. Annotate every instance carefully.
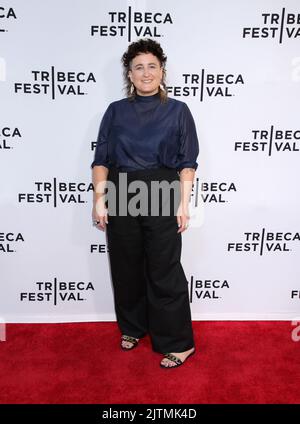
[135,92,160,102]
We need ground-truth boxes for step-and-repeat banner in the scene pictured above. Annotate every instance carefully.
[1,0,299,322]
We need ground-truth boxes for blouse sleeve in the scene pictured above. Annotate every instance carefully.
[176,102,199,173]
[91,103,113,169]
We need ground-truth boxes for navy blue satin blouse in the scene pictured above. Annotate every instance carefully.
[91,92,199,173]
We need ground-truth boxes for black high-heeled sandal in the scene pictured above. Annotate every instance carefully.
[120,335,139,351]
[160,348,196,369]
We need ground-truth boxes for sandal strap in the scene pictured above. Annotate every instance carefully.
[121,335,138,344]
[164,353,182,365]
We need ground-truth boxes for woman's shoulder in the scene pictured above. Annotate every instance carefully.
[166,96,188,108]
[105,97,131,110]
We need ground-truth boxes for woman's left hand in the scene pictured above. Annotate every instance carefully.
[176,202,190,233]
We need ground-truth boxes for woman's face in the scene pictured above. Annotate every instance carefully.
[128,52,163,96]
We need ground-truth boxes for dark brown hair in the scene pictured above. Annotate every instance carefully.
[121,38,168,103]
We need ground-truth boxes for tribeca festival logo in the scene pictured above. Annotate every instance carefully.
[18,179,93,206]
[0,231,24,253]
[167,71,245,101]
[291,289,300,301]
[90,6,173,41]
[192,180,237,206]
[234,126,300,156]
[14,67,96,99]
[20,278,95,305]
[0,126,22,150]
[90,242,108,254]
[0,6,17,33]
[189,275,230,302]
[228,228,300,255]
[242,9,300,43]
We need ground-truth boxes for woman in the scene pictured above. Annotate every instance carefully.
[91,38,199,368]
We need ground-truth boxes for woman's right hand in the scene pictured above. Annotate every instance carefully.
[92,198,108,231]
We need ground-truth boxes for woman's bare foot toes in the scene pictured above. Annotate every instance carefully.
[160,347,195,368]
[121,335,139,350]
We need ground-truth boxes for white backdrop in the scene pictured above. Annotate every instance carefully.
[1,0,299,323]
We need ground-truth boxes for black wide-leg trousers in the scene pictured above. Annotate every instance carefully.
[105,166,195,354]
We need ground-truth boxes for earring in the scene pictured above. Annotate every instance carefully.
[159,83,165,92]
[130,83,135,94]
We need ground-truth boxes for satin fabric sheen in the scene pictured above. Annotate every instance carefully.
[91,92,199,173]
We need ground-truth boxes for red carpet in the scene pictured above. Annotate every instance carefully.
[0,321,299,404]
